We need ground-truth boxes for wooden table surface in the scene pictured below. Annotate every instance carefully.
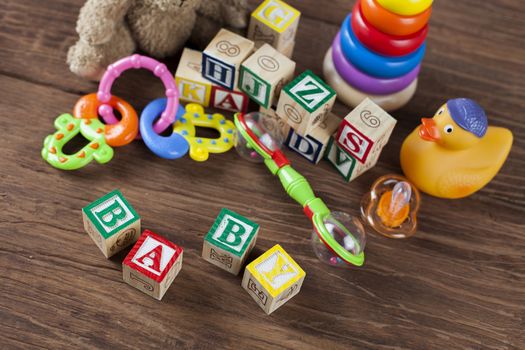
[1,0,524,349]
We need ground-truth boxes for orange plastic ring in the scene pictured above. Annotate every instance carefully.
[361,0,432,37]
[73,93,139,147]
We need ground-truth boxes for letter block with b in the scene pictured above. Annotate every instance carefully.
[202,208,259,275]
[82,189,141,258]
[242,244,305,315]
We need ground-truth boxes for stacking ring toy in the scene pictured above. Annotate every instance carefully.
[361,0,431,36]
[98,54,179,134]
[331,35,419,95]
[323,50,417,111]
[42,114,114,170]
[377,0,433,16]
[140,98,189,160]
[173,104,235,162]
[340,14,425,78]
[352,2,427,57]
[73,93,138,147]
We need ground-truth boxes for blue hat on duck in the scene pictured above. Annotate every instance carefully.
[446,98,488,138]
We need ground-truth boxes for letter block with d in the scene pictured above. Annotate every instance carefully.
[123,230,183,300]
[82,189,141,258]
[202,208,259,275]
[242,244,305,315]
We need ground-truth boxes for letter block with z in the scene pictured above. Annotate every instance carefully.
[82,189,141,258]
[242,244,305,315]
[123,230,183,300]
[276,70,336,136]
[202,208,259,275]
[202,29,255,90]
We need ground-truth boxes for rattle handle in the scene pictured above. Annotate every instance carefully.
[277,165,317,208]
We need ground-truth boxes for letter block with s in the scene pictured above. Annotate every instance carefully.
[82,189,141,258]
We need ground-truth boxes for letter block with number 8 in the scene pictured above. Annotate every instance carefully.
[242,244,305,315]
[123,230,183,300]
[202,208,259,275]
[82,189,141,258]
[239,44,296,109]
[276,70,336,136]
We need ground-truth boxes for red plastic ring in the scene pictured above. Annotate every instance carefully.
[352,1,428,57]
[361,0,431,36]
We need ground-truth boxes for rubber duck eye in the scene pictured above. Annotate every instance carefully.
[437,108,444,115]
[444,124,454,134]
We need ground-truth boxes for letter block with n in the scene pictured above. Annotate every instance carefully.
[202,208,259,275]
[242,244,305,315]
[82,189,141,258]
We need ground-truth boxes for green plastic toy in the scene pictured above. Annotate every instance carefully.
[234,112,366,267]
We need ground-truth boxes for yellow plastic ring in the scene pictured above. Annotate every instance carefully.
[376,0,433,16]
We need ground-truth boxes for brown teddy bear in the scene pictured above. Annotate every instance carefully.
[67,0,249,80]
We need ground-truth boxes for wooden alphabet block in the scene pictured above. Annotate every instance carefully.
[259,106,290,137]
[123,230,183,300]
[175,48,212,107]
[202,29,255,90]
[247,0,301,55]
[210,85,249,113]
[276,70,336,136]
[82,189,141,258]
[325,137,376,182]
[242,244,305,315]
[335,98,397,166]
[202,208,259,275]
[285,112,340,164]
[239,44,296,109]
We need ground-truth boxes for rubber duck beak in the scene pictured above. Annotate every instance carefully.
[419,118,441,142]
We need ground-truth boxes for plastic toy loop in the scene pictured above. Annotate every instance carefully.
[361,0,431,36]
[140,98,189,160]
[377,0,433,16]
[352,2,428,57]
[340,14,426,78]
[73,93,139,147]
[97,54,179,134]
[331,33,419,95]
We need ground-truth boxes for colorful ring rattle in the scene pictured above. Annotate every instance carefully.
[361,0,431,36]
[340,14,426,78]
[73,93,138,147]
[234,112,366,267]
[323,49,418,111]
[377,0,433,16]
[97,54,179,134]
[352,1,428,57]
[331,33,420,95]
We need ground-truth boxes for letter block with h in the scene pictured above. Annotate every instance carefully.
[82,189,141,258]
[242,244,305,315]
[202,208,259,275]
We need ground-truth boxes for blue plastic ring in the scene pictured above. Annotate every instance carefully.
[339,14,426,78]
[140,98,189,159]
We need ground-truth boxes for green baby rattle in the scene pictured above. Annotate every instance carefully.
[234,112,366,268]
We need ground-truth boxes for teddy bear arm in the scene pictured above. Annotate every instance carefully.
[196,0,249,29]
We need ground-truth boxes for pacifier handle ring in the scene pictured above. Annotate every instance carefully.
[97,54,179,134]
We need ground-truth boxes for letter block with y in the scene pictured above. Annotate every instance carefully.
[202,208,259,275]
[242,244,305,315]
[276,70,336,136]
[82,189,141,258]
[123,230,183,300]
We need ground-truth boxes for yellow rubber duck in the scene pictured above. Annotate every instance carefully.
[400,98,513,199]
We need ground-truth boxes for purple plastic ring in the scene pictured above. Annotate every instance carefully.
[331,32,420,95]
[97,54,179,134]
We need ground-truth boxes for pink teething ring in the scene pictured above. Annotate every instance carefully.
[97,54,179,134]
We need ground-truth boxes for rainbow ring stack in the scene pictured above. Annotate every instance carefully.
[323,0,433,111]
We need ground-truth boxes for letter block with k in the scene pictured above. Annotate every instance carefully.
[82,189,141,258]
[175,48,212,107]
[202,208,259,275]
[242,244,305,315]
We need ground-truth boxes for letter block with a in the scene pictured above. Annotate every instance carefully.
[123,230,183,300]
[175,48,212,107]
[202,29,254,90]
[247,0,301,56]
[210,85,249,113]
[82,189,141,258]
[202,208,259,275]
[276,70,336,136]
[239,43,296,108]
[242,244,305,315]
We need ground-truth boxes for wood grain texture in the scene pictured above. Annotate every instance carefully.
[0,0,524,349]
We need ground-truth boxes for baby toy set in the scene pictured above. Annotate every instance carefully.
[42,0,513,314]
